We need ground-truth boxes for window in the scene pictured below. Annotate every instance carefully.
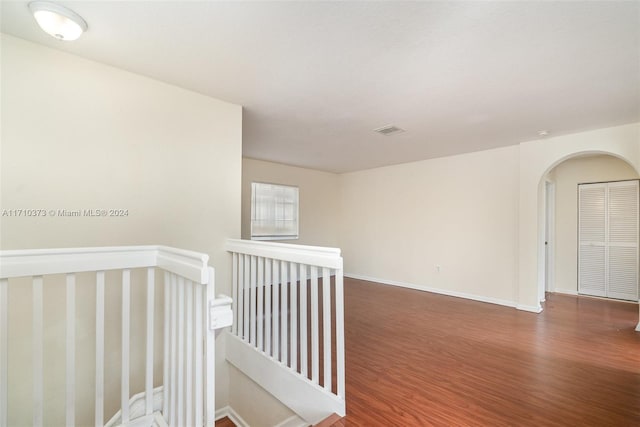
[251,182,299,240]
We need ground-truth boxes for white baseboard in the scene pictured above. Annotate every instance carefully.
[216,406,307,427]
[344,273,521,310]
[273,414,309,427]
[215,406,250,427]
[555,289,640,305]
[554,288,578,296]
[516,304,543,313]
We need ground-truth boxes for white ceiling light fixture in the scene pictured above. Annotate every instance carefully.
[29,1,87,41]
[537,130,550,137]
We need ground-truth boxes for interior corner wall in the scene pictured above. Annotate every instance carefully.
[1,34,242,425]
[339,145,520,306]
[550,155,639,294]
[241,158,341,247]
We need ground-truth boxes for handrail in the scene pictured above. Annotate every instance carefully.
[226,239,342,269]
[0,245,209,283]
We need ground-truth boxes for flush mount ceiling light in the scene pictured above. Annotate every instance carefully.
[537,130,550,137]
[29,1,87,41]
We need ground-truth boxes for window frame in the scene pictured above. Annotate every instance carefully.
[250,181,300,241]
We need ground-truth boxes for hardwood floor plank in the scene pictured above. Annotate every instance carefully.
[340,278,640,426]
[314,413,343,427]
[215,416,236,427]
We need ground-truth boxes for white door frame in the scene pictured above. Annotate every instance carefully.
[543,180,555,297]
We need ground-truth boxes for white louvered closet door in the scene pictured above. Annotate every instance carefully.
[578,183,607,297]
[607,180,639,300]
[578,180,639,301]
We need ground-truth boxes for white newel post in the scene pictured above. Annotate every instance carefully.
[206,266,234,426]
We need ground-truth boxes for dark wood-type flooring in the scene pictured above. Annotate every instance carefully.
[215,417,236,427]
[218,278,640,426]
[342,278,640,426]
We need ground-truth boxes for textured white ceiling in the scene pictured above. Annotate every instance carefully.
[2,1,639,173]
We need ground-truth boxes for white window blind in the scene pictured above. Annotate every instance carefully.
[251,182,299,240]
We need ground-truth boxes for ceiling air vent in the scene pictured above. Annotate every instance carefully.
[374,125,405,136]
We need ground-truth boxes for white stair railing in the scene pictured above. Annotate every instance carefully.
[0,245,231,427]
[225,239,346,425]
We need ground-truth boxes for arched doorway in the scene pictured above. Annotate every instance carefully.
[539,153,639,301]
[516,124,640,314]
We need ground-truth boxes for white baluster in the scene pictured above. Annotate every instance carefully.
[95,271,105,427]
[33,276,43,427]
[237,255,244,339]
[244,255,250,341]
[272,259,280,360]
[257,257,264,352]
[265,258,272,355]
[310,266,319,384]
[290,263,298,372]
[121,269,131,423]
[66,273,75,427]
[205,267,215,427]
[281,260,288,366]
[299,265,308,378]
[0,278,7,427]
[185,281,193,427]
[231,253,238,335]
[177,277,185,425]
[250,256,257,346]
[335,270,346,400]
[322,268,332,391]
[145,268,155,416]
[170,274,178,426]
[163,272,170,422]
[194,284,203,427]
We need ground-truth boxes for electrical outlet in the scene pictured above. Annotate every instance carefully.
[436,265,441,273]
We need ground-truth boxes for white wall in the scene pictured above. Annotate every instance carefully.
[339,145,520,306]
[1,35,242,425]
[241,158,341,247]
[549,155,638,294]
[338,124,639,312]
[518,123,640,311]
[240,125,640,315]
[236,125,640,426]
